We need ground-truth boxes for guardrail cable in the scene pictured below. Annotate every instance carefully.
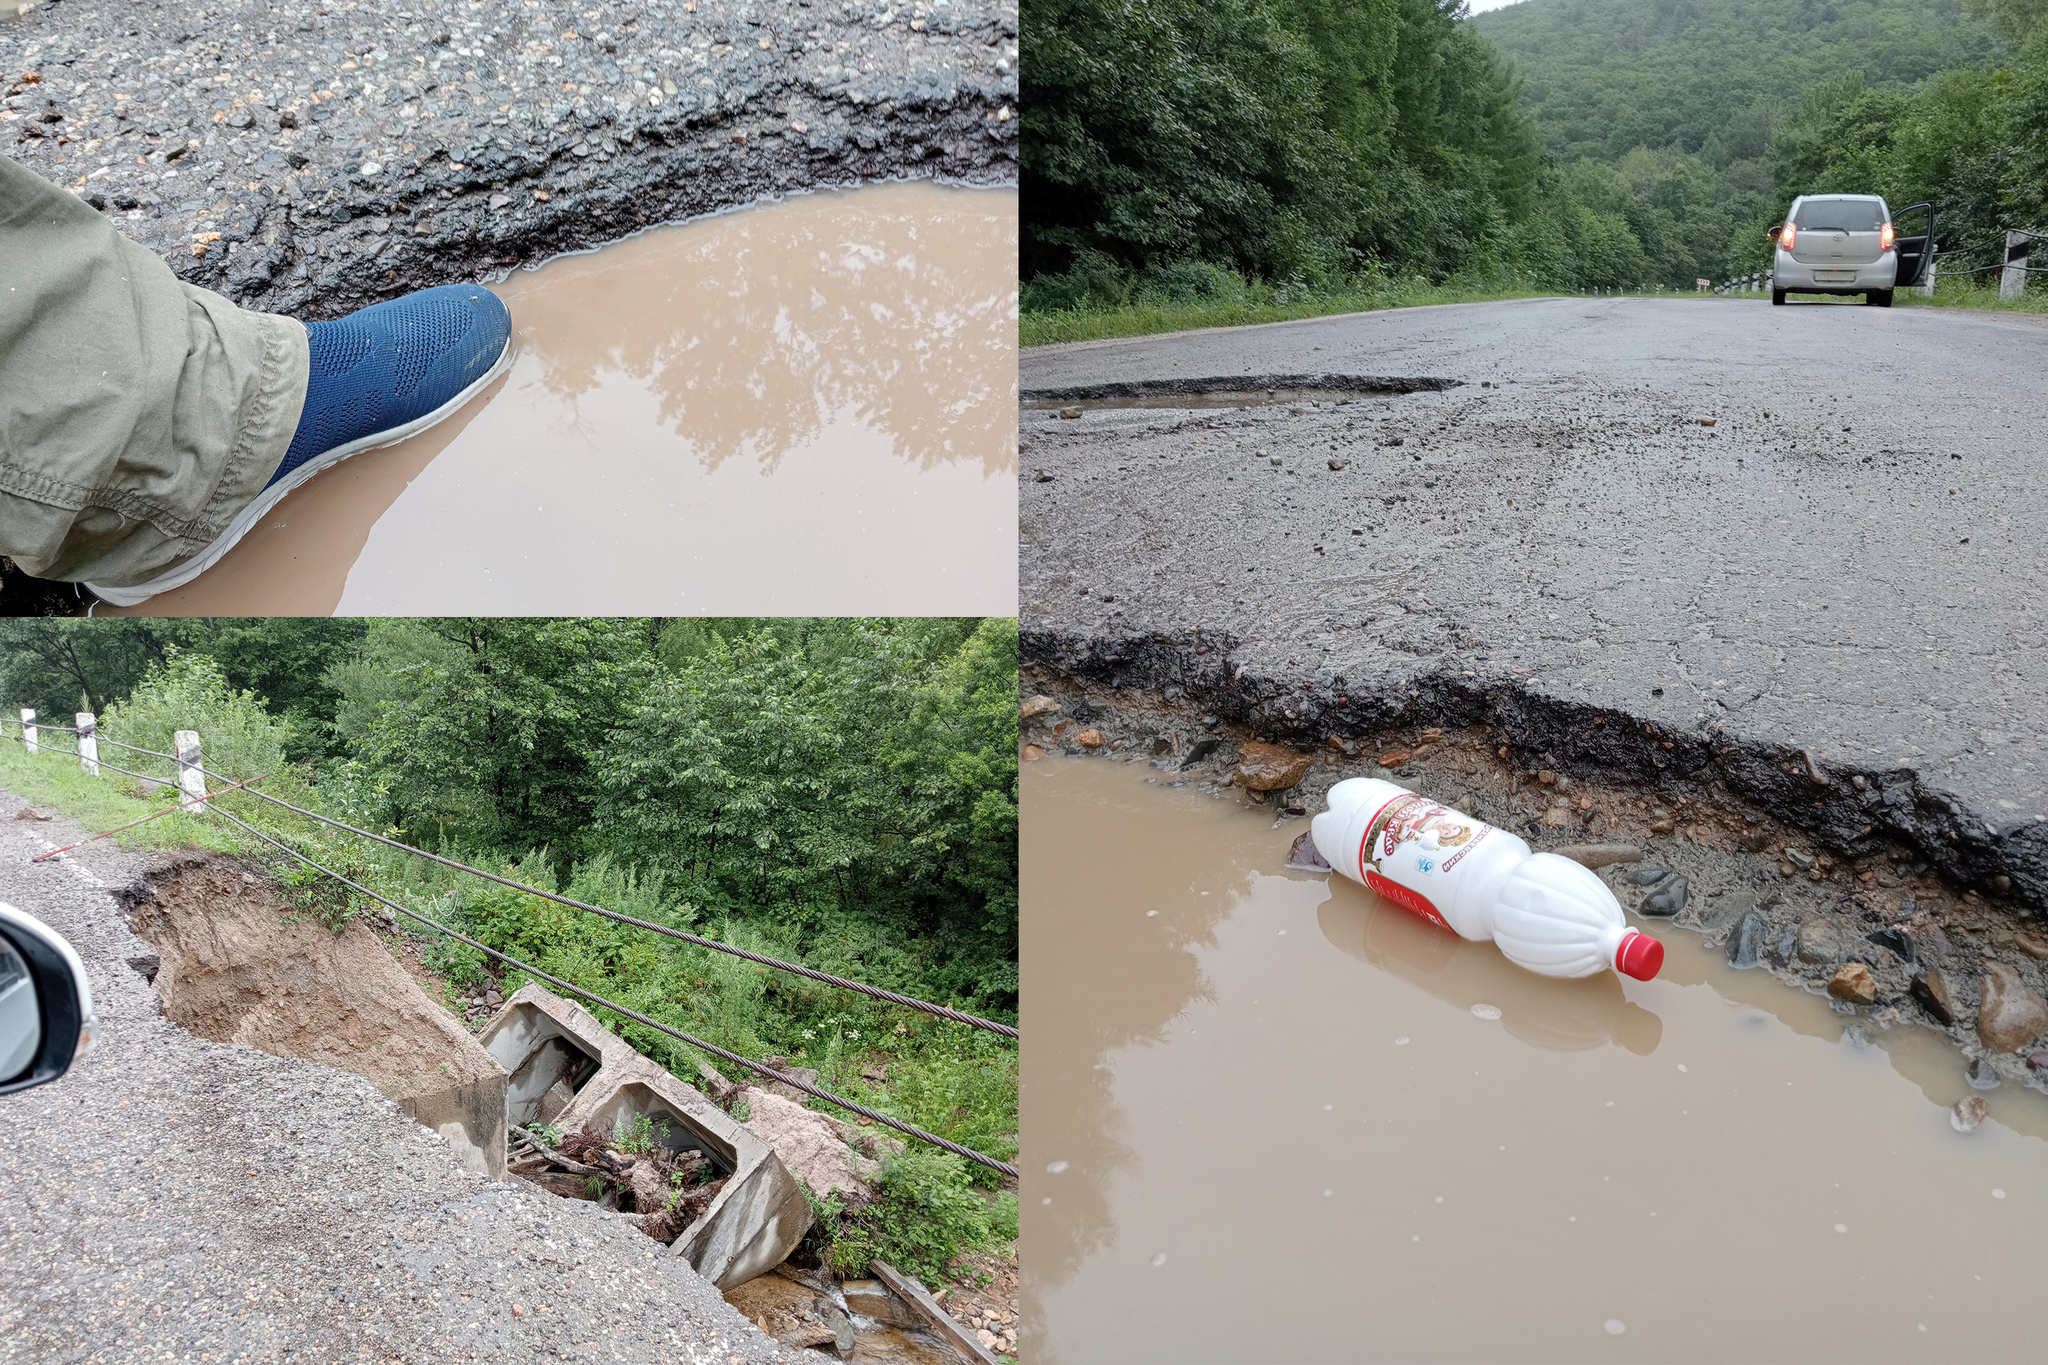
[3,720,1013,1037]
[187,761,1017,1039]
[206,801,1018,1178]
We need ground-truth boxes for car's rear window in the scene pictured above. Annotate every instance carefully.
[1793,199,1885,231]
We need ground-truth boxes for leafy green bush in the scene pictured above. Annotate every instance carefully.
[823,1151,1018,1284]
[100,650,300,796]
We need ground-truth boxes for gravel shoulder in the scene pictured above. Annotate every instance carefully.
[1019,296,2048,919]
[1,0,1015,313]
[0,789,792,1365]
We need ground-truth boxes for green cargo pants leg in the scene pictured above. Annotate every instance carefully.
[0,154,308,587]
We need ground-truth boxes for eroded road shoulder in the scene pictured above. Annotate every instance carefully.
[0,790,785,1365]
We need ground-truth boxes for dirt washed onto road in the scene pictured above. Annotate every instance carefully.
[1020,297,2048,923]
[1,0,1014,312]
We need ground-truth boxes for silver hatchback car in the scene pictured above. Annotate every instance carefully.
[1769,194,1931,307]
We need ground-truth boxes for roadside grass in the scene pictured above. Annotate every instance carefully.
[1021,276,1564,347]
[1898,278,2048,314]
[0,735,251,856]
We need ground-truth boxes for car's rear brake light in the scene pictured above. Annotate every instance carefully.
[1880,220,1895,251]
[1781,222,1796,250]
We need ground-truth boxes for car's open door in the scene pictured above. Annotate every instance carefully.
[1893,202,1935,287]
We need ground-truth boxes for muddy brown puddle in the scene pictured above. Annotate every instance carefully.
[109,182,1016,616]
[1023,757,2048,1363]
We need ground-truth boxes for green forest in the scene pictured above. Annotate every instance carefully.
[0,616,1017,1280]
[1022,0,2048,332]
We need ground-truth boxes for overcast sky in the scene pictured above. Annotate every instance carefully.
[1465,0,1525,12]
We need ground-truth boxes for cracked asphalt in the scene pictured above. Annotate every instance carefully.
[1019,296,2048,913]
[0,790,789,1365]
[0,0,1014,313]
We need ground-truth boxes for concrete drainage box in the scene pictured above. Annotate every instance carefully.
[479,983,812,1288]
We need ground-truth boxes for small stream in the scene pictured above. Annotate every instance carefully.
[1022,756,2048,1363]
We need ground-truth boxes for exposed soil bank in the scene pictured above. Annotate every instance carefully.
[2,0,1015,311]
[1021,755,2048,1362]
[121,850,509,1177]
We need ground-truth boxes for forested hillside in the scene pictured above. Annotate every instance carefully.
[1476,0,1997,163]
[1022,0,2048,322]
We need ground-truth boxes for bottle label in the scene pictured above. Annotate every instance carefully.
[1358,790,1496,932]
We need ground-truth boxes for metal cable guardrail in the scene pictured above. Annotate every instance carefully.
[193,761,1019,1040]
[2,728,186,792]
[2,715,1019,1174]
[36,727,1014,1038]
[206,801,1018,1178]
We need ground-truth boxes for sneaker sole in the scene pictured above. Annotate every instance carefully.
[85,339,515,607]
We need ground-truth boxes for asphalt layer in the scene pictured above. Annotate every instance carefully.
[0,792,791,1365]
[0,0,1015,315]
[1019,297,2048,916]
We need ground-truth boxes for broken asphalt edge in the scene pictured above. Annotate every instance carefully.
[1021,625,2045,920]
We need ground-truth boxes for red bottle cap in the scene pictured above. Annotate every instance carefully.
[1615,930,1664,982]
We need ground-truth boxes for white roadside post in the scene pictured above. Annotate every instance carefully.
[76,713,98,777]
[175,730,208,807]
[2001,230,2029,302]
[20,709,35,755]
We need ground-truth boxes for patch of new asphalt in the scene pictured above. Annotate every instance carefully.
[1,0,1015,315]
[1020,296,2048,912]
[0,791,789,1364]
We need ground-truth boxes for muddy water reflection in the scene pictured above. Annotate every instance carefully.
[111,182,1016,616]
[1023,758,2048,1364]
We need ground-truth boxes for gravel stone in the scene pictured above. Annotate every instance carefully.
[2,0,1015,314]
[0,789,789,1363]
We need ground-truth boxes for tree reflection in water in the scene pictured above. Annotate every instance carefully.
[501,181,1017,477]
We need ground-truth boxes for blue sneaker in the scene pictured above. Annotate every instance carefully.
[88,284,512,605]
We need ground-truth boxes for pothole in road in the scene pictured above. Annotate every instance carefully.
[1023,735,2048,1360]
[1020,374,1460,412]
[95,181,1016,616]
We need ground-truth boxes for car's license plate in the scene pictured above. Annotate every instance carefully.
[1814,270,1856,282]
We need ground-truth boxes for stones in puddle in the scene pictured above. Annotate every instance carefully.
[1770,928,1799,968]
[1977,962,2048,1053]
[1911,968,1957,1026]
[1726,910,1767,969]
[1638,875,1688,917]
[1828,962,1877,1007]
[1966,1057,2002,1090]
[1796,920,1841,964]
[1953,1094,1989,1132]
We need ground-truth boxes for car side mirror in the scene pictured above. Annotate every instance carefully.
[0,902,95,1097]
[1765,226,1781,242]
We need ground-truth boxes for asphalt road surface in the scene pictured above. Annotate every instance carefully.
[0,792,789,1365]
[1020,296,2048,907]
[1,0,1015,314]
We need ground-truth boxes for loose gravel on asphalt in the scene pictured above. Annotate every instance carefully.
[1019,297,2048,916]
[0,0,1015,314]
[0,789,792,1365]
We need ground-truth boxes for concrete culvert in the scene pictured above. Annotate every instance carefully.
[482,982,813,1289]
[122,854,508,1177]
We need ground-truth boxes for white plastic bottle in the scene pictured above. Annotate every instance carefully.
[1310,777,1664,981]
